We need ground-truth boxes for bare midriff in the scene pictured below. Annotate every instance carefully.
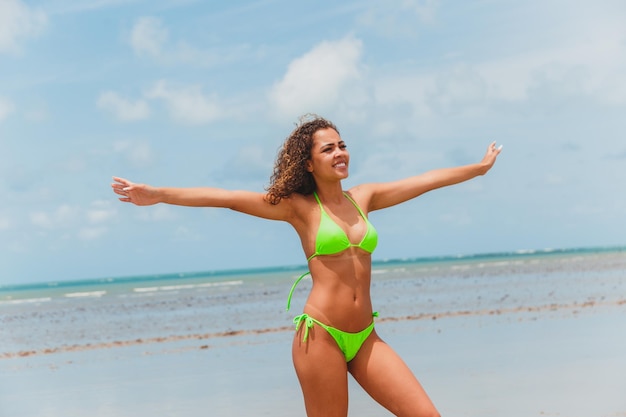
[303,249,373,332]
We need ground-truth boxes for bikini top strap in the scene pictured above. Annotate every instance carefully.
[313,191,322,207]
[286,271,311,311]
[343,192,368,219]
[315,191,366,218]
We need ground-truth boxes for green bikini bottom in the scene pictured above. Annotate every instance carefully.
[293,312,379,362]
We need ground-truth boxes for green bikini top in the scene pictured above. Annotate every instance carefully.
[286,191,378,311]
[306,191,378,261]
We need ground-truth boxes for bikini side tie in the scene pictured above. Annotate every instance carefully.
[293,313,316,342]
[292,312,380,343]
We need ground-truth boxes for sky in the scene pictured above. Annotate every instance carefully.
[1,0,625,286]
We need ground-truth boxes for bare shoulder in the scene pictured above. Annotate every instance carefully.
[252,192,316,225]
[285,192,316,219]
[227,190,295,222]
[347,181,411,212]
[345,184,376,213]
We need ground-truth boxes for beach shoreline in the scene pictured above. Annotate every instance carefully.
[1,248,625,417]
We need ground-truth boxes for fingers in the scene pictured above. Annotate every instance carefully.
[488,142,503,154]
[112,176,134,189]
[112,183,130,193]
[112,177,136,192]
[481,142,502,171]
[113,188,132,204]
[112,187,128,196]
[112,176,136,203]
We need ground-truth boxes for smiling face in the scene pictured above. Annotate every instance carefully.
[306,127,350,183]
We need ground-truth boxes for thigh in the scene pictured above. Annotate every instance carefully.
[348,330,440,417]
[292,323,350,417]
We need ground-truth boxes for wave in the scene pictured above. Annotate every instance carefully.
[65,291,107,298]
[133,280,243,293]
[372,245,626,267]
[0,297,52,305]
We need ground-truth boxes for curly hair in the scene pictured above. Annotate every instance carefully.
[265,115,339,205]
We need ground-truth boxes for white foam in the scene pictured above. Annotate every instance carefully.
[0,297,52,305]
[133,280,243,293]
[64,290,107,298]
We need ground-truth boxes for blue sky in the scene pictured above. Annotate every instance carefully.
[1,0,625,285]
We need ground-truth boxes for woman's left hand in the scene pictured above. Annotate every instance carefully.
[479,141,503,174]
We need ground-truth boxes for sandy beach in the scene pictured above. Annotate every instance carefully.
[1,249,625,417]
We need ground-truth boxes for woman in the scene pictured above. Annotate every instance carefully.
[112,116,502,417]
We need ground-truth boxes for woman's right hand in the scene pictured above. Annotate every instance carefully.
[111,177,161,206]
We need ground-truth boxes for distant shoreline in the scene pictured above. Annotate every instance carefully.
[2,244,624,292]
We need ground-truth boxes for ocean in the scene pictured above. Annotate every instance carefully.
[1,246,625,417]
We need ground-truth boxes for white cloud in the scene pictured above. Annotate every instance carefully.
[126,142,155,167]
[173,41,249,68]
[373,74,434,120]
[97,91,151,121]
[86,200,117,224]
[51,0,138,15]
[269,36,364,120]
[218,145,273,182]
[29,202,114,241]
[370,17,626,125]
[476,41,624,104]
[357,0,439,37]
[113,140,156,168]
[351,148,445,184]
[30,205,79,229]
[146,80,222,124]
[352,1,626,132]
[137,205,177,222]
[78,227,107,241]
[427,64,488,116]
[0,96,15,122]
[473,5,626,105]
[128,16,249,68]
[130,16,168,57]
[0,0,47,53]
[174,225,202,241]
[61,155,88,173]
[406,0,440,22]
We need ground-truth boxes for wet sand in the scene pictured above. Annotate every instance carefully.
[2,296,624,360]
[2,301,625,416]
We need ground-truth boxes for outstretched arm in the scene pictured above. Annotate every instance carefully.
[365,142,502,211]
[111,177,292,221]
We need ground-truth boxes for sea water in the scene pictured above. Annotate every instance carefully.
[1,247,625,417]
[2,246,624,358]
